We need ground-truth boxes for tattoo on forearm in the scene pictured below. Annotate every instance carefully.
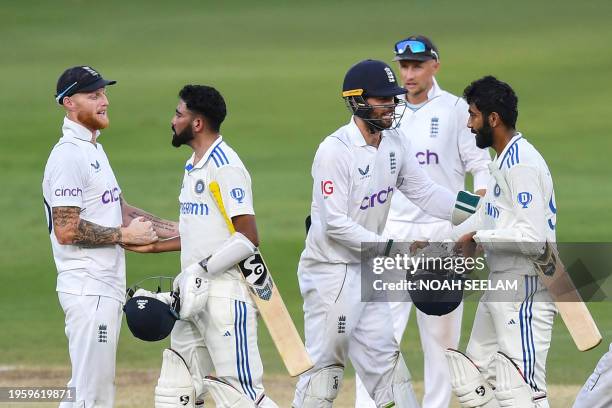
[74,219,121,246]
[53,206,121,246]
[52,206,79,230]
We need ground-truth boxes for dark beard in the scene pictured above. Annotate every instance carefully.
[475,121,494,148]
[171,125,194,148]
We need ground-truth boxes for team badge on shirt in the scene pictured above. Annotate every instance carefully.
[494,184,501,197]
[230,187,245,204]
[430,117,439,138]
[194,180,205,194]
[389,152,397,174]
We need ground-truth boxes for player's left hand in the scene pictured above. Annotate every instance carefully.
[173,268,209,319]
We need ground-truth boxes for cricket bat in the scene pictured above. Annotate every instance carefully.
[488,164,601,351]
[209,181,313,376]
[534,243,602,351]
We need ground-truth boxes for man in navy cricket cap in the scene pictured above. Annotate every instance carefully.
[43,66,177,407]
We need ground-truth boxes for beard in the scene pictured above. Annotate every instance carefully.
[77,109,108,131]
[171,125,194,148]
[363,108,393,131]
[475,121,494,148]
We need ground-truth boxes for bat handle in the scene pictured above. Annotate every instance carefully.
[209,181,236,234]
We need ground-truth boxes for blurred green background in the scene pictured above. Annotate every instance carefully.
[1,0,611,389]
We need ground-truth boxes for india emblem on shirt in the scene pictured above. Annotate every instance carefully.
[194,180,205,194]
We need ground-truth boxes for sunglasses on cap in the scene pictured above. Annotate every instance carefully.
[394,39,439,60]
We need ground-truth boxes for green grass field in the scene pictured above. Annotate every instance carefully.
[1,0,611,397]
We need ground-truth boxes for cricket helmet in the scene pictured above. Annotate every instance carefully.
[123,277,180,342]
[342,59,407,131]
[405,246,464,316]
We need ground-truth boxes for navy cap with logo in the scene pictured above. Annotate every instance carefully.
[55,65,117,105]
[342,59,406,98]
[393,35,439,62]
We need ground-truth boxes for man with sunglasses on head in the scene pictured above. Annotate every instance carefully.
[355,36,491,408]
[292,59,480,408]
[43,65,177,408]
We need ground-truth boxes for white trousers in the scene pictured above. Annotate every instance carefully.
[573,342,612,408]
[293,259,407,407]
[467,273,555,404]
[356,221,460,408]
[171,280,273,403]
[58,293,123,408]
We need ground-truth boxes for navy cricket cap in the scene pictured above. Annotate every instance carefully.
[342,59,406,98]
[393,35,439,62]
[55,65,116,105]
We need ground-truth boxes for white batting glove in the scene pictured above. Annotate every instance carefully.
[173,268,209,320]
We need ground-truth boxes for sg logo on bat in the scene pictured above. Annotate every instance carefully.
[239,250,274,301]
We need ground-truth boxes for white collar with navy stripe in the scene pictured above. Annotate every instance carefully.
[496,133,523,169]
[185,136,226,172]
[62,116,100,143]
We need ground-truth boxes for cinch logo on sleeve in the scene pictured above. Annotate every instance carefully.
[101,187,120,204]
[55,187,82,197]
[360,186,394,210]
[321,180,334,197]
[416,150,439,165]
[179,202,209,216]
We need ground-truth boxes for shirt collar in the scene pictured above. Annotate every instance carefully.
[397,77,441,107]
[427,77,442,99]
[346,117,368,147]
[185,136,224,172]
[62,116,100,142]
[494,132,523,165]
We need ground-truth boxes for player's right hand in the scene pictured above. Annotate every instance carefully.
[121,216,158,245]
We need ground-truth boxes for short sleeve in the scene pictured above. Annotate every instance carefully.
[45,143,88,208]
[216,165,255,218]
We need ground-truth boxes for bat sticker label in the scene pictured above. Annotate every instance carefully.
[239,250,274,300]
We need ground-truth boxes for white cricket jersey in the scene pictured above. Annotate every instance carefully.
[453,134,557,275]
[302,117,456,264]
[178,136,254,281]
[42,117,125,302]
[387,79,491,225]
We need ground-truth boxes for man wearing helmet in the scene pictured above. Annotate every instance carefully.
[356,35,491,408]
[292,60,473,408]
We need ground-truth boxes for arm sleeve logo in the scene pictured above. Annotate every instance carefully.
[321,180,334,196]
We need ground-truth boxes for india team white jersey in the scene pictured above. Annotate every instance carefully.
[387,79,491,225]
[454,134,557,275]
[179,136,254,281]
[42,117,125,302]
[302,117,456,264]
